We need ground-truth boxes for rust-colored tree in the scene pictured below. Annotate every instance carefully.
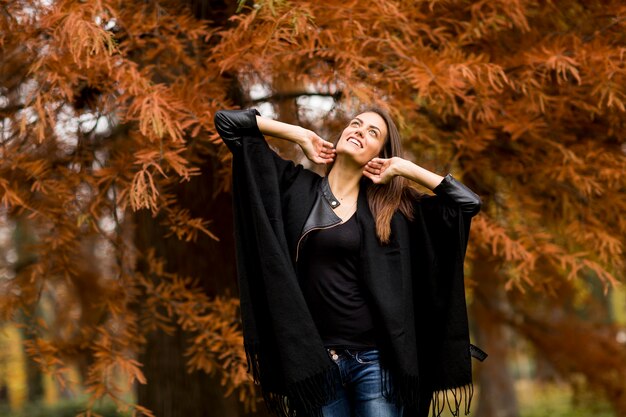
[1,1,625,417]
[1,1,252,416]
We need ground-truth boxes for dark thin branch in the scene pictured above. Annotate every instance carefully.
[248,90,343,105]
[0,103,26,116]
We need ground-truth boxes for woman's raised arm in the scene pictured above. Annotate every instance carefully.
[363,156,482,216]
[256,115,336,165]
[214,109,335,165]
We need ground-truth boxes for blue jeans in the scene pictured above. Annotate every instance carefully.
[321,348,403,417]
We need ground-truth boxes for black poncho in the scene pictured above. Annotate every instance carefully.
[215,109,485,417]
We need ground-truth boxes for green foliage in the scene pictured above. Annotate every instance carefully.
[434,381,616,417]
[0,399,130,417]
[519,382,615,417]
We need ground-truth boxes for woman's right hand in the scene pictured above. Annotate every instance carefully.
[297,129,336,165]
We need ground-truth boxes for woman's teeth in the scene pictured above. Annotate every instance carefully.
[348,138,362,148]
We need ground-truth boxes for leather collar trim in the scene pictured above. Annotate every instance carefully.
[320,176,341,208]
[295,177,342,262]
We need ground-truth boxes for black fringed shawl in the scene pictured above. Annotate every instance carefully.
[217,109,484,417]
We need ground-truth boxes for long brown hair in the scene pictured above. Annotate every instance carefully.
[328,107,419,244]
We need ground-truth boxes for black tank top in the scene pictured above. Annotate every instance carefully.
[297,213,379,349]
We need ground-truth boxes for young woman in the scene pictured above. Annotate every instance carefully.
[214,107,484,417]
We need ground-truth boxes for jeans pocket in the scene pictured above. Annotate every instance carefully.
[355,349,379,364]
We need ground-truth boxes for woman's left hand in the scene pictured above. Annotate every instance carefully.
[363,157,404,184]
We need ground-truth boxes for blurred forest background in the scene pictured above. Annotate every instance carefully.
[1,0,625,416]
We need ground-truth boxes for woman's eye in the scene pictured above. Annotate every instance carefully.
[369,130,377,136]
[351,121,359,126]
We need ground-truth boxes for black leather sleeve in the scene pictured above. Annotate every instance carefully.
[432,173,482,217]
[214,108,313,190]
[214,108,262,152]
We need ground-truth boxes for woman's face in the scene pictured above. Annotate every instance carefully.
[335,112,388,166]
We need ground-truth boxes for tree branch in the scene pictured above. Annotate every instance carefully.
[247,90,343,105]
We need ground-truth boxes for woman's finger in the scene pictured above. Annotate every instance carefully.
[363,170,381,183]
[315,135,332,147]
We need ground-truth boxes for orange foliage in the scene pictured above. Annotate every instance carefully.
[1,0,625,415]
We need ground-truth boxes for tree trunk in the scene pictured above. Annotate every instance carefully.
[134,152,241,417]
[133,0,274,412]
[136,326,240,417]
[13,216,44,403]
[471,254,519,417]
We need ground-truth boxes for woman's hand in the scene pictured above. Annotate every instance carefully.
[363,157,404,184]
[298,129,336,165]
[365,157,446,189]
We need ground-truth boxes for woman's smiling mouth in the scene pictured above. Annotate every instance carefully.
[347,137,363,148]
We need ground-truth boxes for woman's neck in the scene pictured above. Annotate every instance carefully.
[327,158,362,200]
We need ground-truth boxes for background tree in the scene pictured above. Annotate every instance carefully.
[1,1,253,416]
[1,1,625,417]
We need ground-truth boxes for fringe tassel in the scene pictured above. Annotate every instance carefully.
[246,343,474,417]
[285,367,336,417]
[244,343,262,383]
[430,383,474,417]
[244,343,336,417]
[379,365,421,409]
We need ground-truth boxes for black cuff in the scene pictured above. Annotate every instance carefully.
[433,173,482,216]
[214,108,263,147]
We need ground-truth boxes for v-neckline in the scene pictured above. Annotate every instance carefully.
[338,211,357,225]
